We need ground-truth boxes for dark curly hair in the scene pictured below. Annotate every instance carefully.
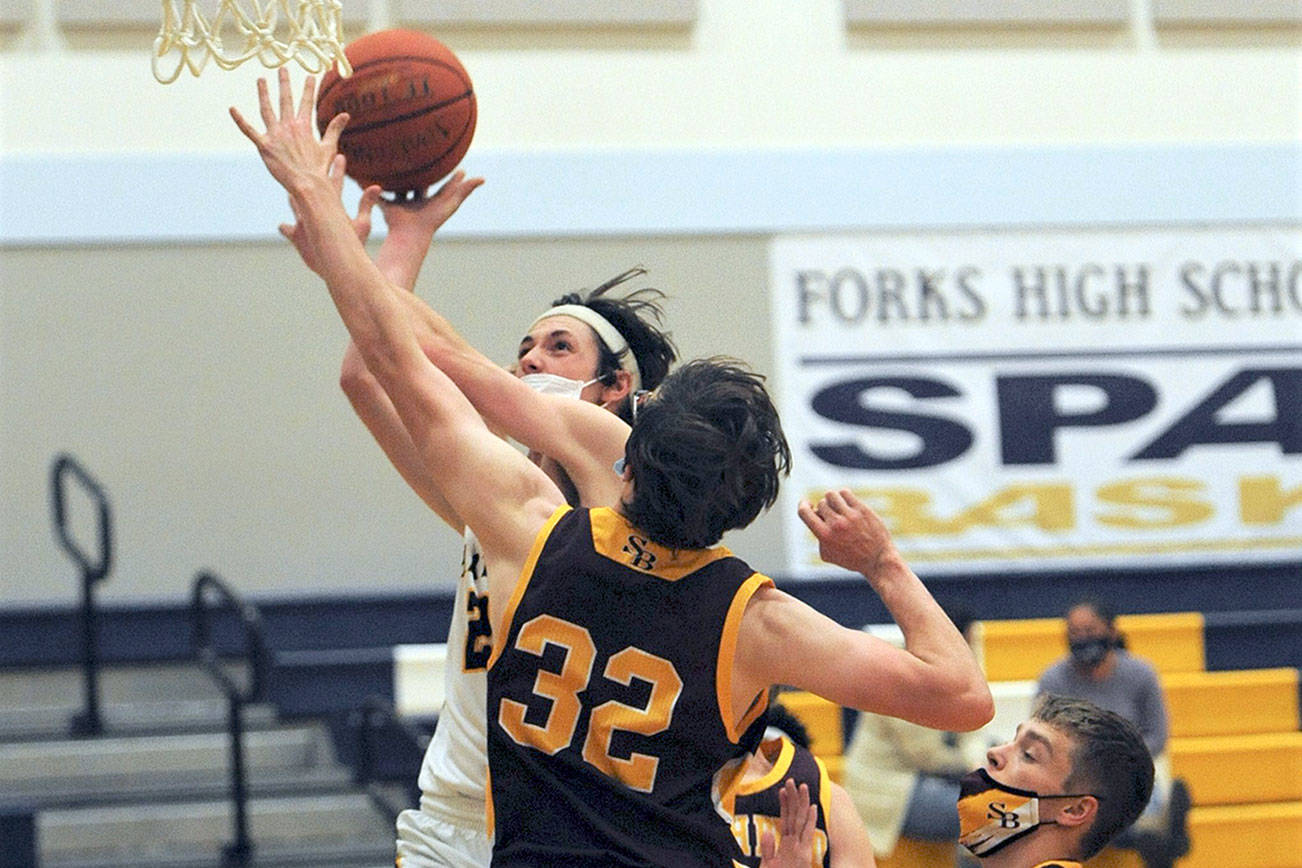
[548,267,678,423]
[1034,694,1154,859]
[621,357,791,550]
[764,699,812,751]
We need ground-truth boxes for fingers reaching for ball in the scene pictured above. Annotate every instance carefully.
[230,67,348,196]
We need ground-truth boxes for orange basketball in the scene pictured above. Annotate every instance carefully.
[316,29,476,195]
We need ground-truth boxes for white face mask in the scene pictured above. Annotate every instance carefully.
[520,372,598,401]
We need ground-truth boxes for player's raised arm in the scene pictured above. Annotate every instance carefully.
[294,163,629,513]
[735,490,993,733]
[276,157,482,531]
[336,174,483,532]
[232,69,563,602]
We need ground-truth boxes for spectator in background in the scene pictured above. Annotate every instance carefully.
[841,606,989,863]
[1036,599,1169,817]
[1037,599,1168,760]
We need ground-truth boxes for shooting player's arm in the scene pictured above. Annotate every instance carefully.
[391,298,631,507]
[732,491,992,732]
[336,175,483,532]
[232,71,561,602]
[827,782,876,868]
[339,344,465,531]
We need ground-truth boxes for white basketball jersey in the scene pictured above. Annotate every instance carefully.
[412,529,492,829]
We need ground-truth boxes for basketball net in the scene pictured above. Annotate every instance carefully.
[152,0,353,84]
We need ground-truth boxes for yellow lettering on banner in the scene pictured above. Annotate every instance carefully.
[859,489,951,534]
[859,484,1074,535]
[1240,476,1302,524]
[822,475,1300,551]
[948,484,1074,532]
[1095,477,1214,528]
[859,481,1072,536]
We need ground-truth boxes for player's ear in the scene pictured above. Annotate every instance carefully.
[1055,794,1098,829]
[599,369,633,408]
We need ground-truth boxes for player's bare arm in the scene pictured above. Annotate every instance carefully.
[340,283,631,511]
[373,172,483,291]
[232,69,563,610]
[733,490,993,733]
[232,70,469,531]
[389,294,633,506]
[336,175,482,532]
[827,783,876,868]
[285,163,626,514]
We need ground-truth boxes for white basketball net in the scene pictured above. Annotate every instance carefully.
[152,0,353,84]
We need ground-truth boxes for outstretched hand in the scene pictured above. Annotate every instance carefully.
[279,165,384,275]
[759,779,818,868]
[797,489,896,579]
[374,171,484,290]
[230,66,347,196]
[379,170,484,237]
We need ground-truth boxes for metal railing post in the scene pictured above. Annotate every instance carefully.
[50,453,113,738]
[191,570,269,868]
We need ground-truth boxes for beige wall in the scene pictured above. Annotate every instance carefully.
[1,235,777,603]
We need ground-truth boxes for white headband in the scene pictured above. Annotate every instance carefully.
[530,304,642,394]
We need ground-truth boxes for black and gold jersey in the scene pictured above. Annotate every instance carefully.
[487,505,773,867]
[719,736,832,868]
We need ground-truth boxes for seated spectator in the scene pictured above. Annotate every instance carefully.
[841,607,989,863]
[1036,599,1169,814]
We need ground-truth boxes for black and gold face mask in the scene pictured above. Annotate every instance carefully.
[956,768,1095,858]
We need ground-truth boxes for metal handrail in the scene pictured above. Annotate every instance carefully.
[191,570,270,867]
[51,453,113,737]
[351,694,429,821]
[352,695,391,789]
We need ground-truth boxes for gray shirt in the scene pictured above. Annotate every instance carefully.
[1036,649,1169,756]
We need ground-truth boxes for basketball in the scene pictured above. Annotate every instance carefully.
[316,29,476,195]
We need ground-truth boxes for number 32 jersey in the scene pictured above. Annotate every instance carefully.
[487,505,773,867]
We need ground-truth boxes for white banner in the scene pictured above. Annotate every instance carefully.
[770,226,1302,577]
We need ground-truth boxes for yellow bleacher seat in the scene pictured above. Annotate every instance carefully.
[1183,801,1302,868]
[775,691,844,759]
[874,836,955,868]
[977,612,1206,681]
[1171,732,1302,805]
[1164,668,1300,738]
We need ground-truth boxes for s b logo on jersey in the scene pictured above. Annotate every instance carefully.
[623,535,657,571]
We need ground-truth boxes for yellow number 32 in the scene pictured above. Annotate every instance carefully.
[498,614,684,793]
